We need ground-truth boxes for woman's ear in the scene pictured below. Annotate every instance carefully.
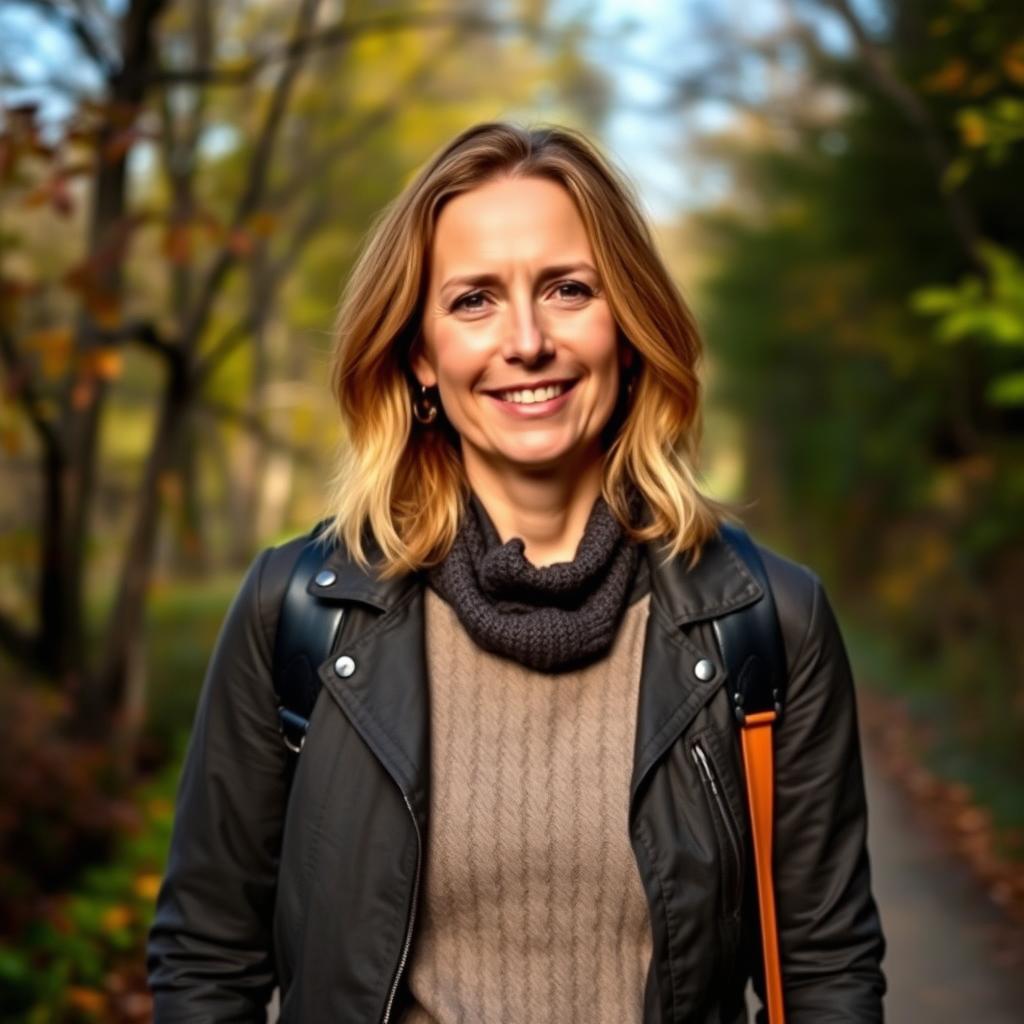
[410,336,437,389]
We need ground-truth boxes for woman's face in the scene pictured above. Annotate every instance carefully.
[413,174,631,477]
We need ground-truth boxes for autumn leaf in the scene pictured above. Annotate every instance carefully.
[922,57,968,93]
[100,904,134,932]
[957,108,988,147]
[25,326,74,377]
[1,424,22,455]
[71,375,97,410]
[80,346,124,381]
[66,986,107,1015]
[226,227,254,256]
[247,210,278,238]
[163,223,192,266]
[133,873,162,901]
[1003,40,1024,86]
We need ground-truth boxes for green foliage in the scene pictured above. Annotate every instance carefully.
[911,241,1024,404]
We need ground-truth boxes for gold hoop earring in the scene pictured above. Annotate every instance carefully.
[412,383,438,425]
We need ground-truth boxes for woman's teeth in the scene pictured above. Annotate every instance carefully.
[497,382,569,404]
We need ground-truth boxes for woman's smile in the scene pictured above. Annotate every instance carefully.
[483,377,580,418]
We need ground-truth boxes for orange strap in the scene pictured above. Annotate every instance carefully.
[740,710,785,1024]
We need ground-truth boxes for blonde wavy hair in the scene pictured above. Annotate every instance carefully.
[322,120,739,578]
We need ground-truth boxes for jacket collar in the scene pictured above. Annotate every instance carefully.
[645,529,763,625]
[308,520,764,626]
[312,518,765,830]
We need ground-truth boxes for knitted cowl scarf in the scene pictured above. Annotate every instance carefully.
[425,482,650,674]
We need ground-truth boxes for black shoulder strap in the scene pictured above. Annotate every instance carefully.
[714,523,787,724]
[272,521,345,753]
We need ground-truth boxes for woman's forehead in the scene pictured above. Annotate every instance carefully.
[430,177,591,271]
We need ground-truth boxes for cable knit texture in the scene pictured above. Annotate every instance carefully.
[399,585,654,1024]
[425,483,648,672]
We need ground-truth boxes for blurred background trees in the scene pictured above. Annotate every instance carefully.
[0,0,1021,1018]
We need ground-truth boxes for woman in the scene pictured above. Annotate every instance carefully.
[146,121,887,1023]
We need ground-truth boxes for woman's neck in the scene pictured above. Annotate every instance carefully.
[463,454,604,568]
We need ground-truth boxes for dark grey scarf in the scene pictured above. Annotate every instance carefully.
[426,484,650,673]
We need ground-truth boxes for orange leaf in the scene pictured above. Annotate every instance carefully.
[25,327,74,377]
[66,987,107,1015]
[133,873,162,901]
[81,346,123,381]
[226,227,254,256]
[100,904,134,932]
[85,290,122,329]
[71,375,96,410]
[163,223,192,266]
[922,57,969,93]
[50,175,74,217]
[1,424,21,455]
[247,210,277,238]
[1003,40,1024,85]
[103,126,140,163]
[24,326,74,351]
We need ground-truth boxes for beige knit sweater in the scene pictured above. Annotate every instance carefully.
[399,586,654,1024]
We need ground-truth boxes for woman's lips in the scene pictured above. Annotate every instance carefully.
[484,379,579,418]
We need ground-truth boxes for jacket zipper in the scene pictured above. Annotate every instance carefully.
[690,739,743,914]
[381,790,422,1024]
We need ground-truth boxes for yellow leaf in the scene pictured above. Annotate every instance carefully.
[100,904,133,932]
[133,873,162,901]
[1,425,21,455]
[25,327,74,377]
[24,326,73,351]
[958,109,988,147]
[66,987,107,1015]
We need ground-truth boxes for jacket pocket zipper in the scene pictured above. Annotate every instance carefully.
[381,790,422,1024]
[691,739,743,917]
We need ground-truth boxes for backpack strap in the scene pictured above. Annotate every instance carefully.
[714,522,787,1024]
[272,521,344,754]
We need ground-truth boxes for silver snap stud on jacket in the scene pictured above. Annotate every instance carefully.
[693,658,716,681]
[334,655,356,678]
[314,569,337,587]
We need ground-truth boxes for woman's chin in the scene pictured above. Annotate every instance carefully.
[491,438,595,473]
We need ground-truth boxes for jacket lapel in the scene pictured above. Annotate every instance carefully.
[629,530,763,810]
[311,535,432,828]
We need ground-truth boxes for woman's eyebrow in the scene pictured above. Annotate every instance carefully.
[439,262,598,294]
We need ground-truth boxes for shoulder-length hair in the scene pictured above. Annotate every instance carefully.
[322,120,739,578]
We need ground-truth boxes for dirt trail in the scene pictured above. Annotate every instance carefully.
[858,724,1024,1022]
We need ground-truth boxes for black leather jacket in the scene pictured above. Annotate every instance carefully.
[146,524,887,1022]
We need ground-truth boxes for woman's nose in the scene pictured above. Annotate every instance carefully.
[502,301,552,363]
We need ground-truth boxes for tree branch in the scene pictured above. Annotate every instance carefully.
[267,33,458,210]
[178,0,322,354]
[146,10,541,87]
[198,398,318,465]
[820,0,984,271]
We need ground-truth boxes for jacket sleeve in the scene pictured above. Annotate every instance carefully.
[751,567,888,1022]
[146,545,289,1023]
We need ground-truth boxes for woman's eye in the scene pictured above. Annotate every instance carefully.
[453,291,488,312]
[555,281,593,301]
